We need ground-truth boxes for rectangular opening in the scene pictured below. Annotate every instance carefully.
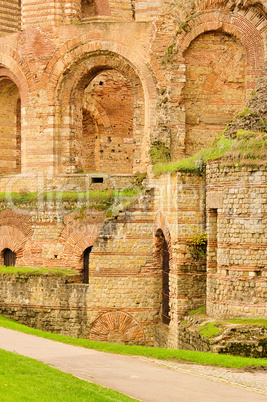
[209,208,218,273]
[92,177,103,183]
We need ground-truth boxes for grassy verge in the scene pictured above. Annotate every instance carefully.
[0,349,135,402]
[0,316,266,369]
[226,319,267,329]
[153,130,267,176]
[0,187,142,212]
[0,266,75,277]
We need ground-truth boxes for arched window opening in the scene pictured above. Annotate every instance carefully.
[81,0,97,20]
[184,31,246,155]
[81,69,134,174]
[83,246,92,284]
[3,248,16,267]
[0,78,21,174]
[155,229,170,325]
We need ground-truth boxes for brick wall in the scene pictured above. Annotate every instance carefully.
[0,274,153,344]
[206,163,267,319]
[0,0,21,35]
[184,31,247,156]
[22,0,62,29]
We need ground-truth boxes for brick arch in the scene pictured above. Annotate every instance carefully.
[178,11,264,71]
[0,209,32,238]
[53,49,150,173]
[0,210,33,264]
[89,311,146,345]
[0,45,34,106]
[60,220,99,271]
[41,37,157,135]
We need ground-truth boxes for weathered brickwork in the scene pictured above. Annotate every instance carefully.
[0,274,156,344]
[178,316,267,358]
[153,172,206,348]
[206,163,267,319]
[0,0,21,35]
[184,31,247,155]
[0,0,265,349]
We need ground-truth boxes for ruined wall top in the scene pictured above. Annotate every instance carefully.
[0,0,266,33]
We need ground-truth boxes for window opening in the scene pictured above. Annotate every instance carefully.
[92,177,103,183]
[4,249,16,267]
[83,246,92,284]
[162,237,170,325]
[210,208,218,272]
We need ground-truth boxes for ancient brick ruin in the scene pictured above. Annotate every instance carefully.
[0,0,266,350]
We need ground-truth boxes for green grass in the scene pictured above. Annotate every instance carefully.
[188,306,206,315]
[226,319,267,329]
[0,187,143,212]
[0,266,75,277]
[0,316,266,369]
[0,349,136,402]
[198,323,221,339]
[153,131,267,176]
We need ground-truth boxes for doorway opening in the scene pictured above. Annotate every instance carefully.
[155,229,170,325]
[3,248,16,267]
[83,246,92,284]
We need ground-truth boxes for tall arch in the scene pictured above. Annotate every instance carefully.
[55,51,145,174]
[173,10,265,156]
[41,37,157,173]
[183,30,247,155]
[0,75,21,174]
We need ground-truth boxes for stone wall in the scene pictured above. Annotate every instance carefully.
[178,316,267,358]
[0,273,156,344]
[153,172,206,348]
[206,163,267,319]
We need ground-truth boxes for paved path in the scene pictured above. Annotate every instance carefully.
[0,327,266,402]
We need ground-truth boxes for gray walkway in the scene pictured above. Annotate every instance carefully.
[0,327,266,402]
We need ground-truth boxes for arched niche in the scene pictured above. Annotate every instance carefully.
[56,52,144,175]
[0,77,21,174]
[3,248,16,267]
[183,30,247,155]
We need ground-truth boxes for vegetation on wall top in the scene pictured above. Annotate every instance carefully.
[0,187,143,214]
[0,266,76,278]
[153,130,267,176]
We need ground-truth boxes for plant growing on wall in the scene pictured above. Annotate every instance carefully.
[189,230,207,258]
[149,141,171,165]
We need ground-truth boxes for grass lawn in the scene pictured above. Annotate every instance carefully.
[0,348,136,402]
[0,315,266,369]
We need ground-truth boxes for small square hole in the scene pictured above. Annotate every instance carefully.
[92,177,103,183]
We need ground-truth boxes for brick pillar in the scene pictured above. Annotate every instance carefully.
[22,0,63,29]
[0,0,21,35]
